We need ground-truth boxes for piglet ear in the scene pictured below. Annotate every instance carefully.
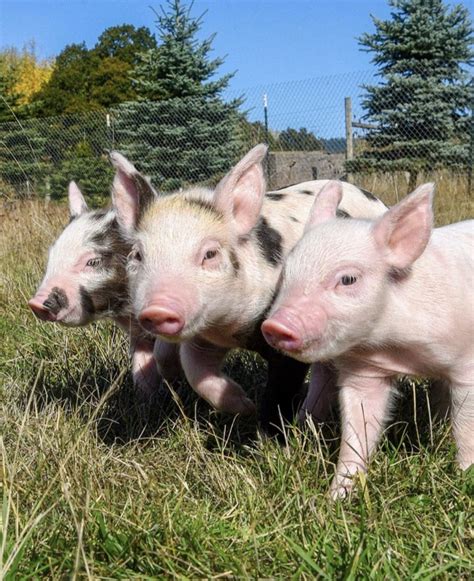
[214,144,268,236]
[110,151,156,231]
[372,183,434,270]
[304,181,343,232]
[68,181,88,218]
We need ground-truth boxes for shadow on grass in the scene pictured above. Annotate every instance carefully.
[14,339,450,462]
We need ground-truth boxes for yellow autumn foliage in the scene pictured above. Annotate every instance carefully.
[1,42,54,104]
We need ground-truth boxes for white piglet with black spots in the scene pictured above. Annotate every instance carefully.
[29,174,180,395]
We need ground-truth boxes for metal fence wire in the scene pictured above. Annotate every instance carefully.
[0,68,472,201]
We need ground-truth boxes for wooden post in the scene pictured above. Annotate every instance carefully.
[45,175,51,204]
[345,97,353,183]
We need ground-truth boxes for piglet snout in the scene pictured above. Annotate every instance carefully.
[262,311,303,353]
[28,298,58,322]
[139,302,185,337]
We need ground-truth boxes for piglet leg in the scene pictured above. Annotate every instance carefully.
[180,340,256,415]
[330,369,394,500]
[450,371,474,470]
[299,362,338,424]
[153,339,182,382]
[114,316,160,396]
[130,336,160,397]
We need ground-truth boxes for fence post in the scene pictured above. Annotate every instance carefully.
[45,176,51,204]
[263,94,269,145]
[344,97,353,183]
[263,93,270,185]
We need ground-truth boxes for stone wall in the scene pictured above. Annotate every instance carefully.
[266,151,346,190]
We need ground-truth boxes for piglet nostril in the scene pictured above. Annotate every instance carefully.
[261,319,302,352]
[138,306,185,337]
[28,298,57,322]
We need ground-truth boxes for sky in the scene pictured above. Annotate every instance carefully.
[0,0,396,87]
[1,0,472,137]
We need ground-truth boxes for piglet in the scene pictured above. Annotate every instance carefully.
[28,174,180,396]
[262,181,473,497]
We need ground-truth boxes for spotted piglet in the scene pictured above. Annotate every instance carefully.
[262,181,474,497]
[29,176,180,396]
[111,145,388,432]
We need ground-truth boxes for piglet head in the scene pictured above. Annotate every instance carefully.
[263,181,435,362]
[29,181,131,326]
[114,145,269,342]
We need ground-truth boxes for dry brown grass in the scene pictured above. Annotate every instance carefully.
[354,170,473,225]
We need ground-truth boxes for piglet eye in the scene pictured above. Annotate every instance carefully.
[341,275,357,286]
[204,249,218,261]
[86,257,102,268]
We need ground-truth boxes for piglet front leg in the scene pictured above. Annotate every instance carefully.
[450,369,474,470]
[130,335,161,397]
[153,340,181,383]
[180,339,256,415]
[299,363,338,424]
[330,367,394,500]
[114,316,159,396]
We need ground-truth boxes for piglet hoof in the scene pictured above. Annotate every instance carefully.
[220,396,256,416]
[329,475,355,501]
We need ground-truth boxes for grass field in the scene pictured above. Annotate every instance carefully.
[1,179,473,579]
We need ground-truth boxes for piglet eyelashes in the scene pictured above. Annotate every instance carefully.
[204,249,219,261]
[340,275,358,286]
[86,257,103,268]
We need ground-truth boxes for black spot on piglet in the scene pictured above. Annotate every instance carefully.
[255,217,283,266]
[336,208,351,219]
[43,287,69,315]
[359,187,380,202]
[266,192,286,201]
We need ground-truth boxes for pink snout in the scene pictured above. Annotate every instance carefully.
[138,302,185,337]
[28,297,58,322]
[261,313,303,353]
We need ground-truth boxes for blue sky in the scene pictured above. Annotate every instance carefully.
[1,1,471,137]
[1,0,395,86]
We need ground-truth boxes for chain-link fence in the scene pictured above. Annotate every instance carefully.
[0,68,472,202]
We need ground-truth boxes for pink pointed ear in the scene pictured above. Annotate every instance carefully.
[68,181,88,218]
[110,151,156,230]
[372,183,435,270]
[305,181,343,231]
[213,144,268,236]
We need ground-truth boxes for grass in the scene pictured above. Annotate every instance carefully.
[1,184,473,579]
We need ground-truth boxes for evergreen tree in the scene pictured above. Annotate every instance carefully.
[115,0,242,190]
[49,141,113,205]
[347,0,473,187]
[278,127,322,151]
[0,116,49,195]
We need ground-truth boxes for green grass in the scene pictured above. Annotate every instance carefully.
[1,195,473,579]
